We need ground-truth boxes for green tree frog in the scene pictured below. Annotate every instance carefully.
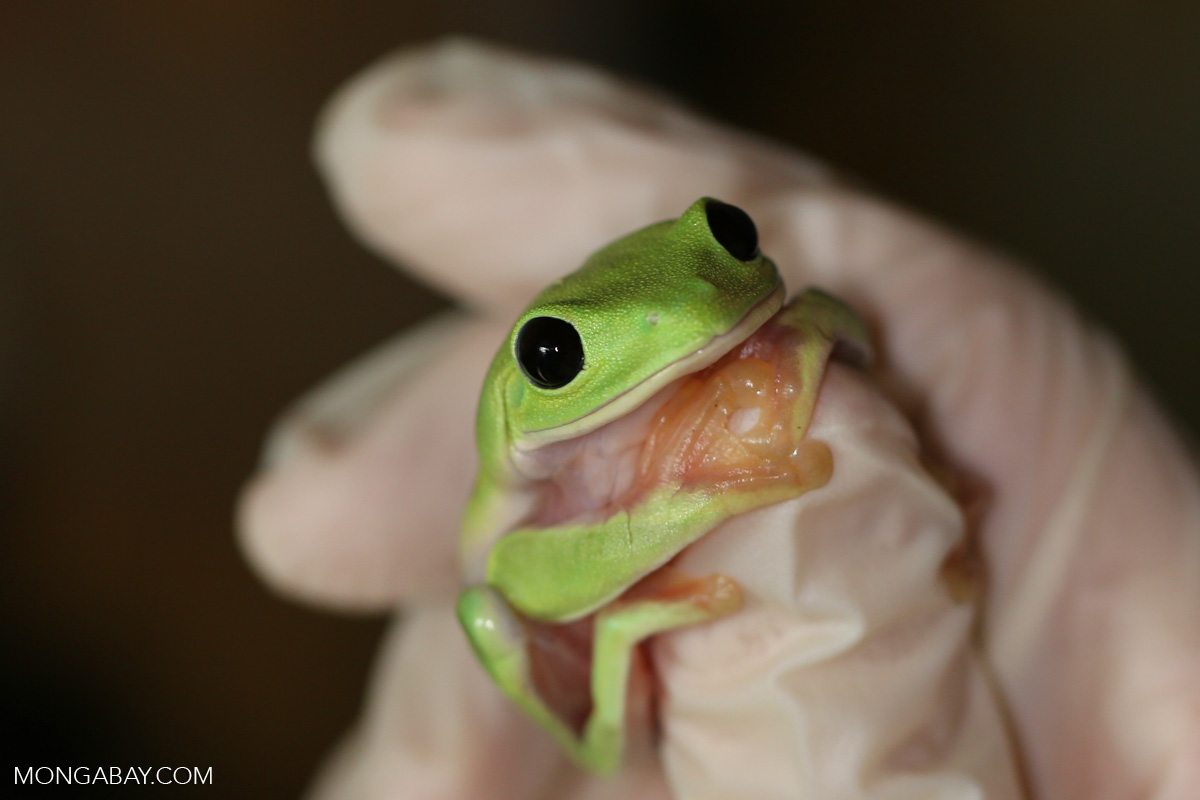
[457,198,870,774]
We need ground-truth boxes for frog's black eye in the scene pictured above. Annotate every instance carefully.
[515,317,585,389]
[705,200,759,261]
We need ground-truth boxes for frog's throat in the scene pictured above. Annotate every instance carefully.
[512,283,785,452]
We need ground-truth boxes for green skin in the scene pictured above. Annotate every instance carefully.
[457,198,869,773]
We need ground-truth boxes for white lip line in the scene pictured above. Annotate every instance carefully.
[514,283,785,451]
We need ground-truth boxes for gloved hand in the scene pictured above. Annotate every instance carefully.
[237,40,1200,800]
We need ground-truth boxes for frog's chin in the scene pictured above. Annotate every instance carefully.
[513,283,785,453]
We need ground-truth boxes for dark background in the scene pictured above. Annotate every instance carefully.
[2,2,1196,797]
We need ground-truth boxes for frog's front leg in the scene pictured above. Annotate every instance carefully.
[458,572,742,774]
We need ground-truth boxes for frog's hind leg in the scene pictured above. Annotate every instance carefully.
[457,585,590,758]
[576,572,742,774]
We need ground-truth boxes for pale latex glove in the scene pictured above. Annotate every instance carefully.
[237,40,1200,800]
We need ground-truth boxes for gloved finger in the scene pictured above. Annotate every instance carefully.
[313,38,832,310]
[237,313,508,609]
[306,604,673,800]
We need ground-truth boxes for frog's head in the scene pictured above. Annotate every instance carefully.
[483,197,783,462]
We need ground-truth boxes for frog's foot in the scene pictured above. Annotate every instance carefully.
[458,571,742,774]
[777,288,873,441]
[783,288,873,368]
